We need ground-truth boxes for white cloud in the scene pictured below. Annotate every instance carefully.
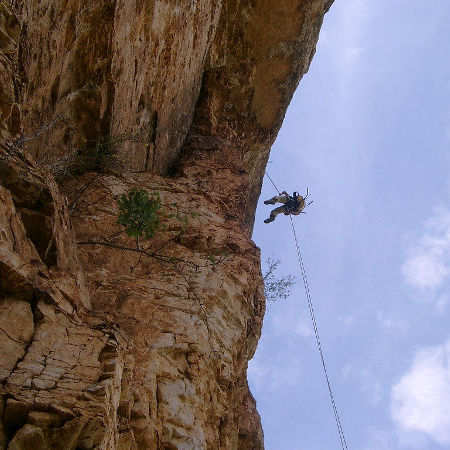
[436,295,449,314]
[293,319,313,338]
[364,427,395,450]
[338,315,355,327]
[402,207,450,291]
[318,0,370,73]
[391,339,450,446]
[334,0,369,62]
[270,307,313,339]
[376,311,409,335]
[343,46,365,64]
[402,254,448,289]
[248,354,303,393]
[341,363,352,379]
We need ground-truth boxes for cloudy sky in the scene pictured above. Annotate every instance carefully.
[249,1,450,449]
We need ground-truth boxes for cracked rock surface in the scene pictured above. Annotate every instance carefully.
[1,0,333,448]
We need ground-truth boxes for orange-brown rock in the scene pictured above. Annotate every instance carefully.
[1,0,333,448]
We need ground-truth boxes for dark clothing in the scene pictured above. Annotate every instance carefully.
[264,192,306,223]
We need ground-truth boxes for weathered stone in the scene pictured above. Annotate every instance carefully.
[48,417,87,450]
[0,299,34,382]
[16,362,43,375]
[27,411,63,429]
[7,424,46,450]
[31,378,56,390]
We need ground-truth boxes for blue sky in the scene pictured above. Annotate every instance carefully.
[249,1,450,449]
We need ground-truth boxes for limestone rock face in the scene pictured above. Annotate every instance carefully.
[1,0,333,448]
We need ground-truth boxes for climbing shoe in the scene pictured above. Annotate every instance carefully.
[264,217,275,224]
[264,200,275,205]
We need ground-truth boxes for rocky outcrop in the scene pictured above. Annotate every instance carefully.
[1,0,333,448]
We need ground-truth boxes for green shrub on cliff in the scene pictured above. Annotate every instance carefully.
[117,188,162,239]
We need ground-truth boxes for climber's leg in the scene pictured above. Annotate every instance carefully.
[264,205,286,223]
[264,195,287,205]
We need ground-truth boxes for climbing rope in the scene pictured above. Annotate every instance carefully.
[289,216,348,450]
[264,171,349,449]
[265,170,281,194]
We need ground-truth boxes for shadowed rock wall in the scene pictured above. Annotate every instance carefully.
[0,0,333,448]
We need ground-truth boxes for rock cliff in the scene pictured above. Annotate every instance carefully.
[0,1,333,448]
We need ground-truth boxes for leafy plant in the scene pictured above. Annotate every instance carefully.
[263,256,296,302]
[117,188,162,239]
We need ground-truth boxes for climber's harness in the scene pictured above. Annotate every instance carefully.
[284,192,304,214]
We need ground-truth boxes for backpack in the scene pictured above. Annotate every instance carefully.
[285,192,301,212]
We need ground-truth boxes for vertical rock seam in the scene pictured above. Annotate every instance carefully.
[0,1,333,448]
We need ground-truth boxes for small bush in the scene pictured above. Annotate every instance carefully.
[117,188,162,239]
[263,256,296,302]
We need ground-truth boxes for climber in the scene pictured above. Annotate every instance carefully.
[263,191,307,223]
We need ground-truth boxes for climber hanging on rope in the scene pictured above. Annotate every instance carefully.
[263,190,311,223]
